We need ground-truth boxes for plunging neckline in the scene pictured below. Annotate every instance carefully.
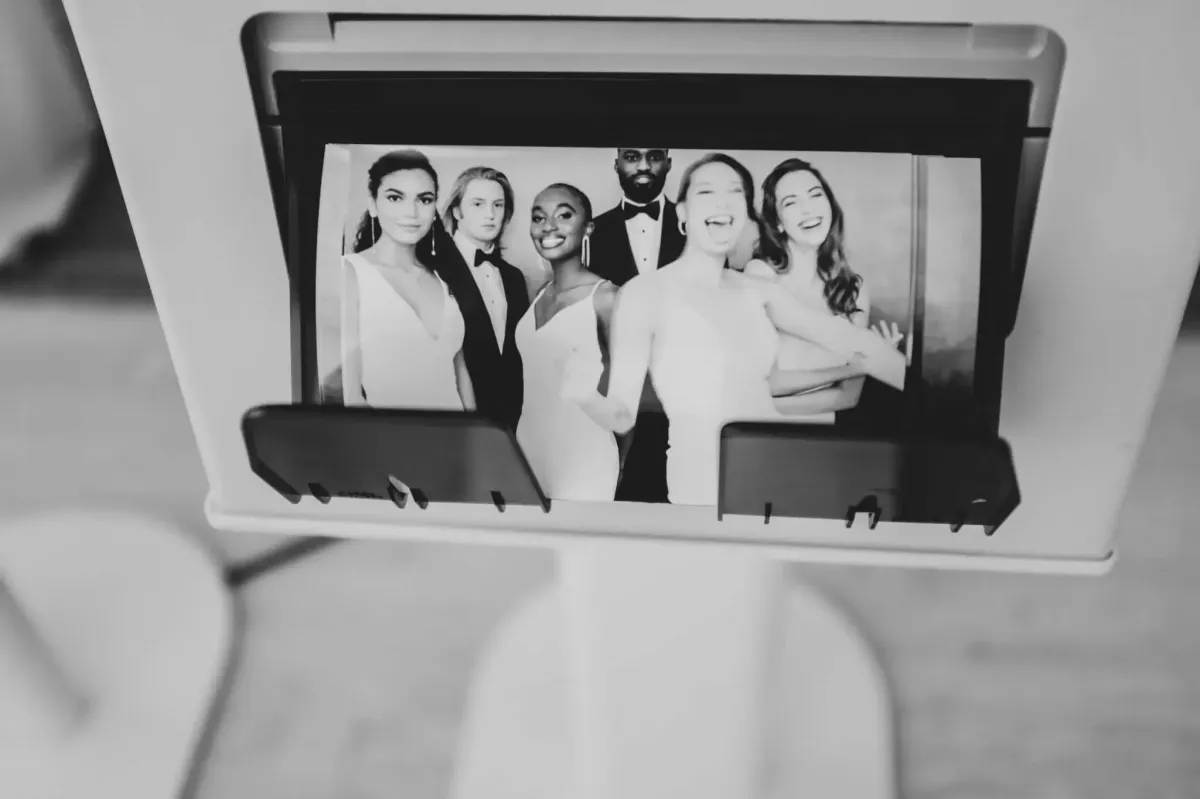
[532,281,600,332]
[352,253,449,343]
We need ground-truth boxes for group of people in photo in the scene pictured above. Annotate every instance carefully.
[332,147,907,507]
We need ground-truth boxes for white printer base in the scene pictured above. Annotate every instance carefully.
[449,548,894,799]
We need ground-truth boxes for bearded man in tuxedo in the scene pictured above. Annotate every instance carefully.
[588,148,686,504]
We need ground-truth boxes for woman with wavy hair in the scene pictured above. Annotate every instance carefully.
[339,148,474,410]
[745,158,903,420]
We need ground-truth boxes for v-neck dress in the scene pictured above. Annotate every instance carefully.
[514,282,619,502]
[344,252,465,410]
[645,271,782,507]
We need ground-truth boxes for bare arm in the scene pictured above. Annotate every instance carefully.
[569,278,654,434]
[747,274,905,391]
[340,258,366,405]
[769,361,865,397]
[454,349,476,411]
[832,280,872,409]
[744,259,867,402]
[771,280,874,415]
[773,385,854,415]
[593,281,617,396]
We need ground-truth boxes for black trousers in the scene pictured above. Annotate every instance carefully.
[614,410,670,504]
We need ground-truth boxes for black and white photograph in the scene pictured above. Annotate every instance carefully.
[312,145,982,507]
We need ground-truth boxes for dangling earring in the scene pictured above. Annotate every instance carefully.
[431,230,436,257]
[582,233,591,269]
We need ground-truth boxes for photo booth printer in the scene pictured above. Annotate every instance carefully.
[4,4,1196,799]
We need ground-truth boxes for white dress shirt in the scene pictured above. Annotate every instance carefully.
[454,229,508,350]
[622,194,665,275]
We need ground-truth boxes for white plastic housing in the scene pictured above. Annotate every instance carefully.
[60,1,1200,574]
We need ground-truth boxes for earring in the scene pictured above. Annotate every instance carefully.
[431,232,436,257]
[678,218,686,236]
[582,233,591,268]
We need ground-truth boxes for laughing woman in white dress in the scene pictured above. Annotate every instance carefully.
[744,158,903,422]
[567,153,907,506]
[340,149,474,411]
[515,184,620,501]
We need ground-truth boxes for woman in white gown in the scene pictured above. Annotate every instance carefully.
[744,158,903,422]
[340,149,474,411]
[567,153,907,506]
[515,184,620,501]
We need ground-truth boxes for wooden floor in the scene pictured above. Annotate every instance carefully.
[2,147,1199,797]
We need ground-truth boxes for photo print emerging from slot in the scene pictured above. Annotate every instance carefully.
[313,145,983,508]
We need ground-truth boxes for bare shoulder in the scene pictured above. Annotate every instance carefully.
[612,272,660,314]
[594,279,620,311]
[742,258,779,281]
[618,272,655,298]
[729,265,777,299]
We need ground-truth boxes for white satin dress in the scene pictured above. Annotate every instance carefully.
[646,275,782,506]
[343,252,466,410]
[515,282,620,502]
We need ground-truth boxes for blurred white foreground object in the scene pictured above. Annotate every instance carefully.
[0,511,234,799]
[451,547,894,799]
[0,0,98,265]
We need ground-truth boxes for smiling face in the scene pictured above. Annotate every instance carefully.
[678,160,749,256]
[615,148,671,204]
[530,186,592,265]
[774,169,833,250]
[453,177,507,247]
[368,169,438,246]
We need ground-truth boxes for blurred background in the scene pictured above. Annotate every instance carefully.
[2,2,1199,797]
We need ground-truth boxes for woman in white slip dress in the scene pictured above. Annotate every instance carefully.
[566,153,908,506]
[340,149,474,411]
[745,158,904,423]
[515,184,620,501]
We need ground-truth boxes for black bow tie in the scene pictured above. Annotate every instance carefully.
[474,249,501,267]
[623,201,660,221]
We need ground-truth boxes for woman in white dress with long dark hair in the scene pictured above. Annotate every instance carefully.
[567,152,907,506]
[340,149,475,411]
[744,158,903,422]
[515,183,620,501]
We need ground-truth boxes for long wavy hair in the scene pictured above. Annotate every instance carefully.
[754,158,862,318]
[675,152,759,267]
[351,149,442,263]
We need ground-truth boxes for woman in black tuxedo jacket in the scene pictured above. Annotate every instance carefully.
[432,166,531,431]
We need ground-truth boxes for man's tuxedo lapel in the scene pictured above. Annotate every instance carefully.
[596,210,637,285]
[445,245,501,352]
[659,201,685,267]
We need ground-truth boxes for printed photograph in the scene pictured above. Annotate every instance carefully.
[312,145,982,507]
